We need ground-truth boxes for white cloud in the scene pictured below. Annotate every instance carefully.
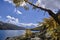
[36,0,60,13]
[35,0,45,8]
[4,0,13,3]
[14,8,22,14]
[6,16,38,28]
[19,23,38,27]
[7,15,11,19]
[6,15,19,25]
[17,10,22,14]
[6,15,38,27]
[4,0,15,6]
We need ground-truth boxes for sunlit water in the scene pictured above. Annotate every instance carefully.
[0,30,25,40]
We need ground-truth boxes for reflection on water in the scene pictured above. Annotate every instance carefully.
[0,30,25,40]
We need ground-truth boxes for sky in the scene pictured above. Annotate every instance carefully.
[0,0,60,28]
[36,0,60,13]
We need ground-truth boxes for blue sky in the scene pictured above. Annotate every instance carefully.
[0,0,51,28]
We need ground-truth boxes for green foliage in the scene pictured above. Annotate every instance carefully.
[24,0,28,2]
[13,0,24,7]
[25,29,32,37]
[13,0,29,10]
[57,25,60,32]
[43,17,60,39]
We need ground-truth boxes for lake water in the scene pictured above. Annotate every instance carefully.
[0,30,25,40]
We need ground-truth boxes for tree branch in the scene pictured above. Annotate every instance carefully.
[27,1,60,25]
[27,1,56,17]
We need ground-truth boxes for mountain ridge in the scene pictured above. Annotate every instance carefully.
[0,21,26,30]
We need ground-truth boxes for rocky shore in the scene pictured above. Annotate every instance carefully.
[5,36,22,40]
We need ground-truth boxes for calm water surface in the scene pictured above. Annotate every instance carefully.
[0,30,25,40]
